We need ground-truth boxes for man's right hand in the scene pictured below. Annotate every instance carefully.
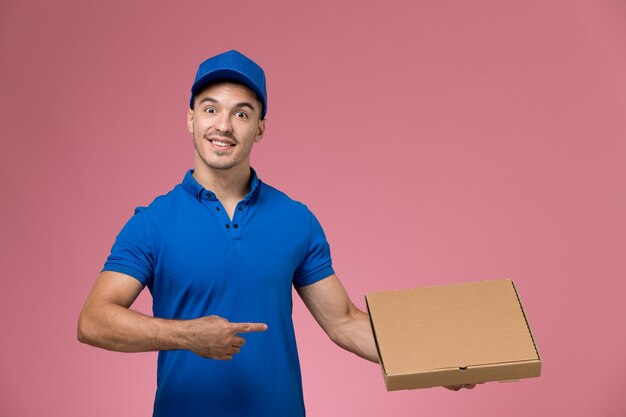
[183,316,268,360]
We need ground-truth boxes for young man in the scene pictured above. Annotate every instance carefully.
[78,50,378,417]
[77,50,473,417]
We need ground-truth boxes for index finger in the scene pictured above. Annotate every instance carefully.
[231,322,268,333]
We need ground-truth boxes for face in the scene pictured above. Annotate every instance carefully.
[187,82,265,173]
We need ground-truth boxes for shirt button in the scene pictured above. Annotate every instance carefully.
[238,206,243,211]
[233,224,239,228]
[216,206,220,211]
[207,193,212,198]
[225,224,230,229]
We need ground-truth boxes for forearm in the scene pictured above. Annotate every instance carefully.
[329,307,379,363]
[77,302,189,353]
[78,271,266,359]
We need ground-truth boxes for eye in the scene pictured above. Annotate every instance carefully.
[204,107,216,114]
[235,111,248,119]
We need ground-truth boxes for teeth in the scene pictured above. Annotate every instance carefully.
[212,140,232,147]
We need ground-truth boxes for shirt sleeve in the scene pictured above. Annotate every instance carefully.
[102,207,155,286]
[293,209,335,288]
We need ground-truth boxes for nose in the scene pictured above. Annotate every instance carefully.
[214,112,232,134]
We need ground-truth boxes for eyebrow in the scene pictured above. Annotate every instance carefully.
[198,96,257,111]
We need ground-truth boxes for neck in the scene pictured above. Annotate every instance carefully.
[192,160,252,202]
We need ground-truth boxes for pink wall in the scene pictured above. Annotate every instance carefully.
[2,0,625,415]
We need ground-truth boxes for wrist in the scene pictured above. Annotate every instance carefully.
[153,317,193,351]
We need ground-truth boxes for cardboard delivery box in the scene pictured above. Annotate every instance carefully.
[366,279,541,390]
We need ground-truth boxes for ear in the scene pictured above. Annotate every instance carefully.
[254,118,266,143]
[187,108,194,134]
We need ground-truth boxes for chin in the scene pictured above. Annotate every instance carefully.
[205,158,241,171]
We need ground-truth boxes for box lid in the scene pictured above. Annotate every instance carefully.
[366,279,540,387]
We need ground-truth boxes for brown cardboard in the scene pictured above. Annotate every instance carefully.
[366,279,541,390]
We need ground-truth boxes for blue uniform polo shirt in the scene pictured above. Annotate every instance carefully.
[102,168,334,417]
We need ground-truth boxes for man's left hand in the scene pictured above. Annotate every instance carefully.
[445,384,477,391]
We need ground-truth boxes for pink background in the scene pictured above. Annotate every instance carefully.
[1,0,625,415]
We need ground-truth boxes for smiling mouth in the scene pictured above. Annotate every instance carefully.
[209,139,236,147]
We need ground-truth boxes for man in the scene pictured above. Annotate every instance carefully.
[77,50,472,417]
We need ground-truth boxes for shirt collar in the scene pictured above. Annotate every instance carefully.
[182,167,261,202]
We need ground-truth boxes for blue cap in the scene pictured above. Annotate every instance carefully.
[190,50,267,118]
